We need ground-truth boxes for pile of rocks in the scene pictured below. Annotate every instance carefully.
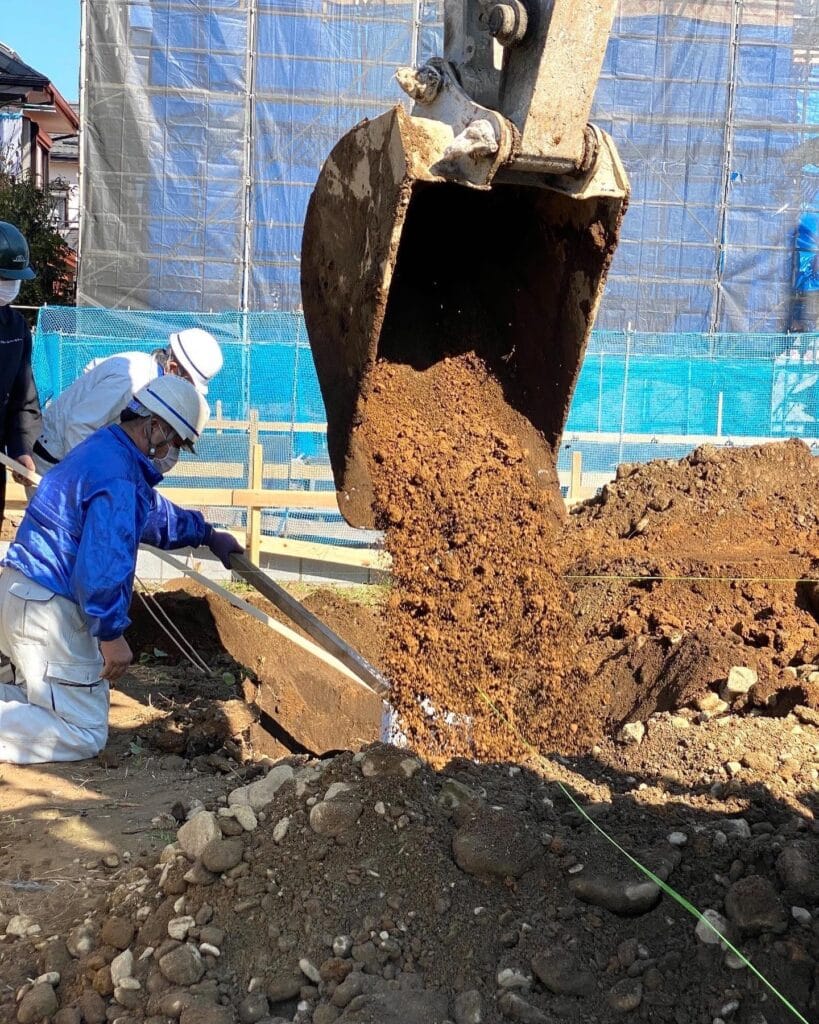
[4,740,818,1024]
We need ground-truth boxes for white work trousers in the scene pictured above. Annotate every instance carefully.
[0,568,109,763]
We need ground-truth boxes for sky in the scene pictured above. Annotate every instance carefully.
[1,1,81,102]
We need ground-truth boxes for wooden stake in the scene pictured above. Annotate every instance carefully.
[570,450,582,502]
[247,442,263,564]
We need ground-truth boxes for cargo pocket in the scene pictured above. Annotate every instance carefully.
[8,578,56,646]
[42,662,107,730]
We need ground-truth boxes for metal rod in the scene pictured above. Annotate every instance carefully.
[146,548,386,696]
[229,552,389,696]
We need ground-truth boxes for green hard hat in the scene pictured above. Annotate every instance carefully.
[0,222,35,280]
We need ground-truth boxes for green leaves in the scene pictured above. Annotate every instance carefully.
[0,165,75,315]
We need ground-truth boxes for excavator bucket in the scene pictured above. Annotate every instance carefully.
[301,104,628,529]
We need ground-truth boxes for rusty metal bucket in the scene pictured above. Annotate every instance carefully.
[301,105,629,529]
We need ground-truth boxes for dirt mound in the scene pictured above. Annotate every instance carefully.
[557,440,819,732]
[565,439,819,556]
[351,358,819,759]
[9,739,816,1024]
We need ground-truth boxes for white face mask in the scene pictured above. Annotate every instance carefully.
[0,279,21,306]
[147,421,180,474]
[153,445,179,475]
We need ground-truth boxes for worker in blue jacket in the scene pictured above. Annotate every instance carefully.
[0,374,243,763]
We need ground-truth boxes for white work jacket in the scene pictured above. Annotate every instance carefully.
[38,351,160,461]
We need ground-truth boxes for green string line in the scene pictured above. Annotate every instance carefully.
[474,688,811,1024]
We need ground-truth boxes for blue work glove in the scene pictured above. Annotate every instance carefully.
[207,528,244,568]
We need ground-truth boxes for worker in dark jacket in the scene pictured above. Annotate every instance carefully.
[0,222,42,520]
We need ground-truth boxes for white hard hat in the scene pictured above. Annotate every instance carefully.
[168,328,223,394]
[134,375,210,450]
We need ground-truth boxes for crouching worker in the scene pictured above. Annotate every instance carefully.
[0,375,243,764]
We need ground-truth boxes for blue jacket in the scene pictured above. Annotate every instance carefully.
[4,424,210,640]
[795,213,819,294]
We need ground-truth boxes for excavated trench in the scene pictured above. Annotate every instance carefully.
[128,582,384,760]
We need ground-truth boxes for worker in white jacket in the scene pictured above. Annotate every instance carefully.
[32,327,223,475]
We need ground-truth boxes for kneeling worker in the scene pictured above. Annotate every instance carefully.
[0,375,243,764]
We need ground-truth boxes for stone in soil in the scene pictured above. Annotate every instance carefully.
[338,987,449,1023]
[266,971,303,1004]
[776,842,819,902]
[497,991,549,1022]
[232,804,258,831]
[53,1008,81,1024]
[724,875,788,934]
[569,871,661,916]
[359,748,421,778]
[201,836,244,873]
[607,978,643,1012]
[101,916,135,950]
[178,811,222,858]
[110,948,134,985]
[228,764,294,811]
[309,798,364,836]
[77,990,106,1024]
[238,990,270,1023]
[723,666,757,698]
[452,806,539,879]
[6,914,38,938]
[453,989,484,1024]
[531,949,596,996]
[17,982,59,1024]
[159,944,206,986]
[695,909,731,946]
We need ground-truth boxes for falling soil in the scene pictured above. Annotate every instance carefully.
[357,355,819,762]
[357,353,594,761]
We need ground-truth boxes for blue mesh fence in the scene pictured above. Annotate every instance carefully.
[33,307,819,539]
[559,329,819,494]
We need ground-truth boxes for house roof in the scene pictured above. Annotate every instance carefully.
[0,42,49,104]
[51,132,79,161]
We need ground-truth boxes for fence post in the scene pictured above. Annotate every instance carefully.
[247,440,263,565]
[249,407,259,447]
[569,450,582,501]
